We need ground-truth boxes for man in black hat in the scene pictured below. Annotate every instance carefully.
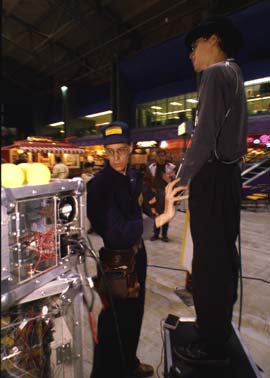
[175,17,248,366]
[87,121,185,377]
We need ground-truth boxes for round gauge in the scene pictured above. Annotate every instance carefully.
[58,196,76,224]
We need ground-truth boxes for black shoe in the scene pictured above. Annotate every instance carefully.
[150,235,159,241]
[129,362,154,377]
[173,341,230,367]
[162,236,169,242]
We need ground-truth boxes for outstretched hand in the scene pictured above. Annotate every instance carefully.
[155,178,188,228]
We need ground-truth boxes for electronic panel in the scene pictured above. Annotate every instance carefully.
[1,276,91,378]
[1,178,86,311]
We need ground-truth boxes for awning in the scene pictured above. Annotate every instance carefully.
[2,138,85,154]
[19,145,85,154]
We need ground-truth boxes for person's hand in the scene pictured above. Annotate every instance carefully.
[151,208,159,216]
[148,196,157,205]
[164,178,188,219]
[155,178,188,228]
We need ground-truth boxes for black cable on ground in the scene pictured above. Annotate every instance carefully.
[238,232,243,331]
[156,318,165,378]
[147,264,188,273]
[147,264,270,284]
[84,235,128,377]
[242,276,270,284]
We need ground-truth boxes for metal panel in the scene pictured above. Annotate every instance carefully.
[1,178,86,310]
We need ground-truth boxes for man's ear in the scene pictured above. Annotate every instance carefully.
[209,34,220,47]
[129,143,133,154]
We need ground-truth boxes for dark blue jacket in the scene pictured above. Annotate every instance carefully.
[87,162,144,250]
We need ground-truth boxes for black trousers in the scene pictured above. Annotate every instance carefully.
[189,160,241,346]
[90,242,147,378]
[153,222,169,237]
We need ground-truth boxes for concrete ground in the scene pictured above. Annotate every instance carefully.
[87,209,270,378]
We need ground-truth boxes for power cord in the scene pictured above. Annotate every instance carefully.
[147,264,188,273]
[83,235,128,377]
[147,264,270,283]
[238,231,243,331]
[147,259,269,334]
[242,276,270,284]
[156,318,165,378]
[67,235,128,376]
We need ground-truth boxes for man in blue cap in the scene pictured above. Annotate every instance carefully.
[87,121,185,377]
[175,16,248,366]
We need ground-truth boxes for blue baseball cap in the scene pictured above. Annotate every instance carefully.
[101,121,130,145]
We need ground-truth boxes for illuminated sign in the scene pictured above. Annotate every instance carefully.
[136,141,157,148]
[178,122,186,136]
[160,141,168,148]
[248,134,270,146]
[260,134,270,144]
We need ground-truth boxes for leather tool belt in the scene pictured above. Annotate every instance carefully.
[94,244,140,299]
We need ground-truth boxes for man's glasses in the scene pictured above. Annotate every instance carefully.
[105,147,129,157]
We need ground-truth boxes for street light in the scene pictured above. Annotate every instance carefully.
[61,85,69,138]
[61,85,68,93]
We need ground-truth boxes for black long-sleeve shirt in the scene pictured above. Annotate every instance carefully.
[87,163,143,250]
[179,60,248,186]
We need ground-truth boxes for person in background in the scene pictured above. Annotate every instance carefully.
[14,152,28,164]
[174,16,248,367]
[81,161,95,183]
[148,148,176,242]
[141,166,159,219]
[51,156,69,179]
[81,162,95,234]
[147,150,157,165]
[87,121,185,378]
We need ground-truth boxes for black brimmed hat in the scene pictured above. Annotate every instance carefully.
[185,16,244,56]
[101,121,130,145]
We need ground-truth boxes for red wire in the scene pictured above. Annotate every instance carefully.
[89,312,99,344]
[33,228,56,271]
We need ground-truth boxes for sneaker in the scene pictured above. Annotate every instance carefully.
[161,236,169,242]
[129,363,154,377]
[150,235,159,241]
[173,341,230,367]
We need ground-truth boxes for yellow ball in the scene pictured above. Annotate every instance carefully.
[1,163,25,188]
[18,163,30,184]
[26,163,51,185]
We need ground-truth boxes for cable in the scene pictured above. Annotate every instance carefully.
[148,264,269,283]
[242,276,270,284]
[82,235,128,377]
[238,231,243,331]
[156,318,165,378]
[147,264,188,273]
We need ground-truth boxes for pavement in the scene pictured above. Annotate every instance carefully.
[87,208,270,378]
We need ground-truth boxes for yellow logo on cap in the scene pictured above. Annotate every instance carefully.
[105,127,123,136]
